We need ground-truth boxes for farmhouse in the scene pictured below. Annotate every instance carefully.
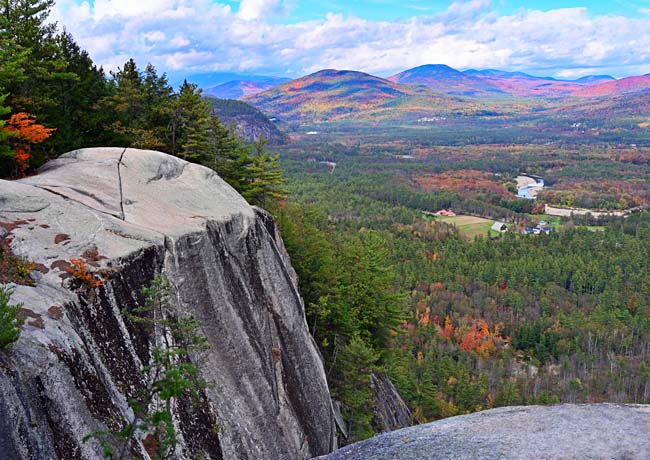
[435,209,457,216]
[491,222,509,232]
[525,225,552,235]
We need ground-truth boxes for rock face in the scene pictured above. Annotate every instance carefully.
[0,148,335,460]
[208,97,287,144]
[316,404,650,460]
[370,372,412,433]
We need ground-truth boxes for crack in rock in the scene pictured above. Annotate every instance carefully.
[117,148,127,221]
[33,185,122,220]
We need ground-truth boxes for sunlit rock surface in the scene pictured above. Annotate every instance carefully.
[316,403,650,460]
[0,148,335,460]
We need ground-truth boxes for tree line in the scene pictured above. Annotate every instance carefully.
[0,0,285,207]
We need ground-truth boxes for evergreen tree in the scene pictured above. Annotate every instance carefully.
[206,116,253,189]
[337,231,406,350]
[141,63,174,151]
[85,275,212,459]
[0,0,69,113]
[240,140,286,207]
[170,80,211,162]
[41,30,110,153]
[103,58,148,146]
[333,336,380,442]
[0,94,12,166]
[0,26,28,97]
[0,285,23,351]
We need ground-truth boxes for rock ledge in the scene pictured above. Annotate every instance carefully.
[316,403,650,460]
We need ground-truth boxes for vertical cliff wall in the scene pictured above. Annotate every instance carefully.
[0,148,335,459]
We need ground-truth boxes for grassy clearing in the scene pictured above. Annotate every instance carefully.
[526,214,562,230]
[436,215,496,239]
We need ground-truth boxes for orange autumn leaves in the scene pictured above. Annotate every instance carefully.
[417,308,507,357]
[413,170,510,198]
[66,258,104,288]
[2,112,55,175]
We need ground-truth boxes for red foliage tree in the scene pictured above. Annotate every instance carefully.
[2,112,55,175]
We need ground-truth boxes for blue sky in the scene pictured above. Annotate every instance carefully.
[219,0,650,21]
[50,0,650,82]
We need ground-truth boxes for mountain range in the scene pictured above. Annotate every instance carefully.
[192,64,650,123]
[243,69,459,122]
[202,64,649,100]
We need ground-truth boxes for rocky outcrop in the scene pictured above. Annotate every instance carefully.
[333,372,412,446]
[316,404,650,460]
[208,98,287,144]
[370,372,412,433]
[0,148,335,460]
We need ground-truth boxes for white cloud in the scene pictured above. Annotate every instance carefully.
[237,0,292,21]
[49,0,650,81]
[169,33,191,47]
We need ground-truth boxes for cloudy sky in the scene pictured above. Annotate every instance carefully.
[50,0,650,82]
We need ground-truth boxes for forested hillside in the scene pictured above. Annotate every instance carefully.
[275,163,650,441]
[266,86,650,442]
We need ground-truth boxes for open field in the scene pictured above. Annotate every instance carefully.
[436,215,497,238]
[544,205,625,218]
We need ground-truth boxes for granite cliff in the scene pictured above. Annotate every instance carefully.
[0,148,335,459]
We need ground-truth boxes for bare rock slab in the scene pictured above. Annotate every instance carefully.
[315,404,650,460]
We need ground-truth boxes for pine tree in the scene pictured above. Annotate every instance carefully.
[141,63,174,151]
[240,140,287,207]
[85,275,211,459]
[334,336,380,442]
[206,116,253,189]
[170,81,211,162]
[0,28,28,96]
[0,0,68,113]
[0,94,12,165]
[103,58,147,146]
[40,30,110,153]
[0,285,23,351]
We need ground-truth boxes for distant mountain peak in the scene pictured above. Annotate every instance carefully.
[309,69,383,79]
[202,76,290,99]
[243,67,442,122]
[573,75,616,84]
[573,74,650,97]
[410,64,460,72]
[388,64,503,96]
